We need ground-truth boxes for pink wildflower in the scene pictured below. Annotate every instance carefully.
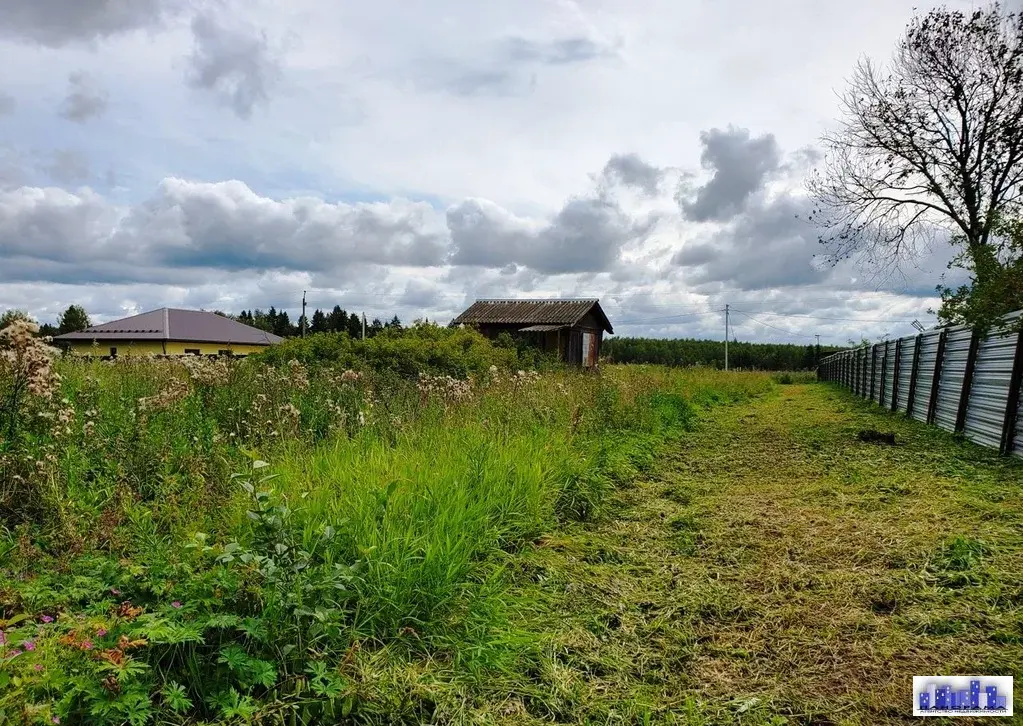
[34,664,43,672]
[23,640,35,651]
[171,601,182,609]
[53,717,60,724]
[96,628,107,637]
[80,640,93,650]
[41,615,54,624]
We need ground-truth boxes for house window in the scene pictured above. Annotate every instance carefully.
[109,347,117,357]
[184,348,201,355]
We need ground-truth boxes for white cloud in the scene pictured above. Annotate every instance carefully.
[0,0,975,342]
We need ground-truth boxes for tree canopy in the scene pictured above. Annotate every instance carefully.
[57,305,91,334]
[809,3,1023,286]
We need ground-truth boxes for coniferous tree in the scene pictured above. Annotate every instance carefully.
[57,304,91,334]
[347,313,363,339]
[328,306,347,333]
[310,309,328,333]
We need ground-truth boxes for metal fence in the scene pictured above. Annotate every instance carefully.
[818,311,1023,457]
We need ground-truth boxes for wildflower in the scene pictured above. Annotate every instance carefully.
[23,640,35,651]
[41,615,53,624]
[171,601,182,609]
[9,650,21,658]
[80,640,93,650]
[53,717,60,724]
[0,630,6,645]
[110,587,121,595]
[96,628,108,637]
[34,663,43,671]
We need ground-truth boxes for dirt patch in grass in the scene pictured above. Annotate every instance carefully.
[508,384,1023,724]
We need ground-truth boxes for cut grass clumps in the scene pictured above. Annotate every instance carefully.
[668,512,704,557]
[926,536,990,588]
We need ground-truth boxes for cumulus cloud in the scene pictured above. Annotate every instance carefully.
[0,179,451,285]
[679,126,781,222]
[186,14,282,119]
[0,186,122,271]
[119,178,448,270]
[602,153,663,196]
[0,0,175,47]
[447,193,653,274]
[674,195,826,289]
[59,72,108,123]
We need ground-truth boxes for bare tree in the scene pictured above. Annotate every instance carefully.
[809,3,1023,282]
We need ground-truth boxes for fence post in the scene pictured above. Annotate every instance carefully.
[999,329,1023,455]
[906,334,922,418]
[955,330,981,434]
[890,339,902,412]
[870,345,878,402]
[927,329,948,425]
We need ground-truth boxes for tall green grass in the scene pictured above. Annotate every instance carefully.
[0,352,771,724]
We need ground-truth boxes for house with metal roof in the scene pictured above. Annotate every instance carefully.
[451,299,613,367]
[53,308,282,358]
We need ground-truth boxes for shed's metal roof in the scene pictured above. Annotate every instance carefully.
[452,299,613,333]
[54,308,283,346]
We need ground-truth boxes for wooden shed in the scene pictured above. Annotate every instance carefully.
[451,298,613,367]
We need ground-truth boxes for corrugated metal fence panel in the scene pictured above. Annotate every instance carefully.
[911,331,942,422]
[856,347,868,397]
[933,326,972,432]
[896,335,915,412]
[870,345,882,403]
[882,340,897,407]
[964,327,1019,449]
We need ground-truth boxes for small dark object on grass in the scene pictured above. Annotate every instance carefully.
[858,429,896,445]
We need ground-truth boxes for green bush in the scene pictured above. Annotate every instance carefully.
[254,323,521,377]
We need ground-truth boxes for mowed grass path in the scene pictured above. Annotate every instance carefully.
[507,383,1023,725]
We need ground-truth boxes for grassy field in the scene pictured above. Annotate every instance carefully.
[3,327,1020,725]
[0,322,774,725]
[501,383,1023,724]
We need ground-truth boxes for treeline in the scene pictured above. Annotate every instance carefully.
[235,306,407,339]
[606,337,846,370]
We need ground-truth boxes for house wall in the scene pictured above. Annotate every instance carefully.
[64,340,269,357]
[472,322,604,367]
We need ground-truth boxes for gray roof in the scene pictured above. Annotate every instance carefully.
[54,308,283,346]
[452,299,613,334]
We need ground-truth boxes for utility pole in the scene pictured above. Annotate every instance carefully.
[724,304,729,372]
[815,333,821,367]
[301,291,307,338]
[362,312,366,340]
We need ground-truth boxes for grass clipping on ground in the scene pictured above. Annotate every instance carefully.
[503,383,1023,725]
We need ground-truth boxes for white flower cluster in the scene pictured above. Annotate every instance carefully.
[417,373,474,402]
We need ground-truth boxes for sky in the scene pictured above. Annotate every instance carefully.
[0,0,988,344]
